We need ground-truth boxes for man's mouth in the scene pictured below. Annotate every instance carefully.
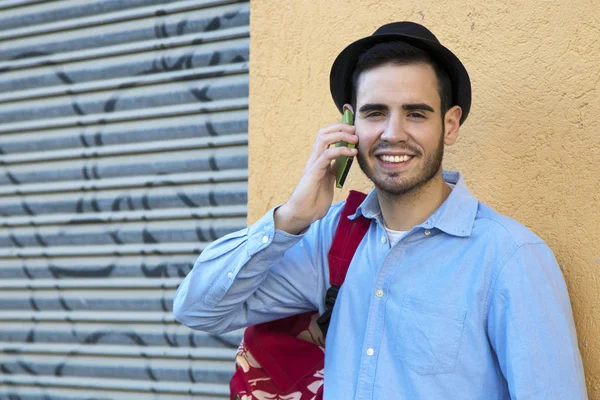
[378,154,413,163]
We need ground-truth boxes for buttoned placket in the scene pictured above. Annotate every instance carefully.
[353,219,436,399]
[355,217,404,399]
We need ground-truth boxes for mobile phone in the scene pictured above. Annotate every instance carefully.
[334,108,355,188]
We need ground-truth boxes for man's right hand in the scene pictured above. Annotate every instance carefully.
[274,115,358,235]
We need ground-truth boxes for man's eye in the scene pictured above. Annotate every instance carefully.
[366,112,384,118]
[408,112,425,119]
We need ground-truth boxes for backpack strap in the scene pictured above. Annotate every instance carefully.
[317,190,370,336]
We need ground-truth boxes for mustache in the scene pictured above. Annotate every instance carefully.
[371,142,422,156]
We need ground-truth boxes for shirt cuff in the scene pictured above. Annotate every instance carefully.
[246,205,307,258]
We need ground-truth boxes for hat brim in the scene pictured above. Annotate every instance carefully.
[330,33,471,125]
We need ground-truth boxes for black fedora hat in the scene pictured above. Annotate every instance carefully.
[330,21,472,125]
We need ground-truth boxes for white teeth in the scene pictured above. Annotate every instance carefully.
[380,155,411,163]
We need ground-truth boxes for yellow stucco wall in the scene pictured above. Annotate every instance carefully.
[248,0,599,395]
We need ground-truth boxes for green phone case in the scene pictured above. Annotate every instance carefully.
[334,108,355,188]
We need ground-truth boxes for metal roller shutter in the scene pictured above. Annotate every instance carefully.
[0,0,249,398]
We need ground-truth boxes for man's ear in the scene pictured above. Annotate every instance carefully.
[444,105,462,146]
[343,103,354,113]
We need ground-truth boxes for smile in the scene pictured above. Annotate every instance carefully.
[378,154,413,163]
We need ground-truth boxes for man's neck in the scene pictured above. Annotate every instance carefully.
[377,173,451,231]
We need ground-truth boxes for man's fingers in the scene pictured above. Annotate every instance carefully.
[305,123,357,167]
[307,130,357,165]
[322,132,358,149]
[313,146,357,171]
[317,123,356,140]
[314,130,357,154]
[318,122,355,133]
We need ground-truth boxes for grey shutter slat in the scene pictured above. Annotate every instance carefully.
[0,110,249,154]
[1,145,249,185]
[0,26,249,72]
[0,61,250,103]
[0,0,242,41]
[0,1,177,29]
[0,77,249,124]
[0,0,49,12]
[0,0,248,398]
[0,2,249,60]
[0,255,196,279]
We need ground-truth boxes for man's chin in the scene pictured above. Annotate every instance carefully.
[372,168,443,197]
[359,159,438,196]
[372,175,419,196]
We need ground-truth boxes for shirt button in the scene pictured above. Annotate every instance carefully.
[381,236,387,244]
[375,289,384,298]
[366,348,374,356]
[424,229,431,236]
[262,235,269,243]
[227,272,233,279]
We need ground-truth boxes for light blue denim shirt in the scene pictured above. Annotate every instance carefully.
[173,170,586,399]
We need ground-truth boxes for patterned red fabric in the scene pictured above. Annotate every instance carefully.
[230,191,369,400]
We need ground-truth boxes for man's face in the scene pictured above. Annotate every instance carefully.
[354,63,446,196]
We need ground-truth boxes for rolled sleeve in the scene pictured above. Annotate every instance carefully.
[246,206,307,260]
[173,206,319,334]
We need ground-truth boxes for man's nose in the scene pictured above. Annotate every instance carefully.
[380,113,409,142]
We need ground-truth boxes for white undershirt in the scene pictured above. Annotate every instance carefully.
[384,226,408,247]
[382,182,455,247]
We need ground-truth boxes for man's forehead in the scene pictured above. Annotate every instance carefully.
[355,63,440,107]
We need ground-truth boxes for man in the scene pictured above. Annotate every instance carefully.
[173,22,586,399]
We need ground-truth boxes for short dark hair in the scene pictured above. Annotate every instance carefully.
[350,41,453,118]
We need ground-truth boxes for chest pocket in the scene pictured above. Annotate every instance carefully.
[395,296,467,375]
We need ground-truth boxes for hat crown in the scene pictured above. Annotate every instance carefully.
[373,22,439,44]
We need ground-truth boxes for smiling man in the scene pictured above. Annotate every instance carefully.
[352,61,460,232]
[173,22,587,399]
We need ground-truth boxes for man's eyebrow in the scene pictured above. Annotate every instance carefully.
[358,103,435,113]
[358,103,388,113]
[403,103,435,113]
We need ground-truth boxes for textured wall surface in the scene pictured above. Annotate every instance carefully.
[249,0,599,396]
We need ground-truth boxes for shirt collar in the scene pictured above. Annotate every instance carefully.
[348,170,478,237]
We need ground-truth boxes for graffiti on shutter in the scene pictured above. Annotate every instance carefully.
[0,0,249,398]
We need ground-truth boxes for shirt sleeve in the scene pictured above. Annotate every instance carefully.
[173,206,336,334]
[486,243,587,399]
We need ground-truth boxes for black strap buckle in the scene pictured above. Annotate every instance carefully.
[316,285,340,337]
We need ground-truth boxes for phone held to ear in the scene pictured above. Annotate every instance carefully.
[334,108,354,188]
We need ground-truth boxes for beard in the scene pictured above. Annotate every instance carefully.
[357,129,445,197]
